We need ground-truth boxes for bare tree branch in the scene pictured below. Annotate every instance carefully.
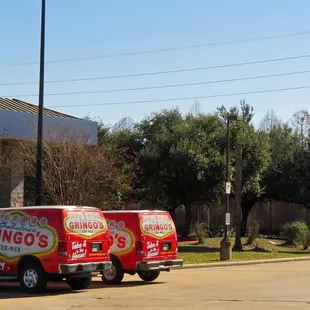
[16,126,136,208]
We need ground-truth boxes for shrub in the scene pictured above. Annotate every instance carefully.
[209,225,235,238]
[189,222,209,244]
[246,220,260,245]
[282,220,309,246]
[303,231,310,250]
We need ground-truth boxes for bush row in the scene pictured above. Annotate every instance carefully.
[281,220,310,249]
[189,219,310,249]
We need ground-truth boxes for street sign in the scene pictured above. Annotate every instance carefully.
[225,182,231,194]
[225,213,230,225]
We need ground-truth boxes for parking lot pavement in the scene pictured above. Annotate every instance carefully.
[1,261,310,309]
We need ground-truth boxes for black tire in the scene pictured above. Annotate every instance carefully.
[101,257,124,285]
[19,263,47,294]
[66,276,92,290]
[137,270,160,282]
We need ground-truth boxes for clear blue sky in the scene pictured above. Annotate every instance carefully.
[1,0,310,127]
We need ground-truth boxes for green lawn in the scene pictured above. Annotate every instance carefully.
[178,237,310,264]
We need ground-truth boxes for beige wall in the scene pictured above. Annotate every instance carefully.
[0,140,24,208]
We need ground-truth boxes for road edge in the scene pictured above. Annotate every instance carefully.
[179,256,310,269]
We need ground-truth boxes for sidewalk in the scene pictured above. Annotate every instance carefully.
[179,255,310,269]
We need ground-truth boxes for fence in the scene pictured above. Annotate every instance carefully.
[174,200,310,235]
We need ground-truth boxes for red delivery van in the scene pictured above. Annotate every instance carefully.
[101,210,183,284]
[0,205,112,293]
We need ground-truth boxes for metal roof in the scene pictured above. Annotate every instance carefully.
[0,98,80,120]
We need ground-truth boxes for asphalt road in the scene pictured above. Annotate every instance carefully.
[1,261,310,309]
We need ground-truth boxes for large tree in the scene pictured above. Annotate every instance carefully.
[136,109,226,232]
[238,124,270,235]
[217,101,271,236]
[261,110,310,207]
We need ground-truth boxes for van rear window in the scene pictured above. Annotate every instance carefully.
[140,214,175,238]
[64,211,107,237]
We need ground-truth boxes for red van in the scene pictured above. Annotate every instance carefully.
[0,205,112,293]
[101,210,183,284]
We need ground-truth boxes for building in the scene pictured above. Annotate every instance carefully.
[0,97,98,207]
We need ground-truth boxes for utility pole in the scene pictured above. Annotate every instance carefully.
[35,0,46,206]
[220,115,243,261]
[233,143,243,250]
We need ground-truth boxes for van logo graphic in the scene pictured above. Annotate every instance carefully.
[0,211,57,260]
[107,220,135,255]
[65,211,107,238]
[140,214,175,238]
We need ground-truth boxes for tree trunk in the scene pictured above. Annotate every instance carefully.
[241,205,251,237]
[169,208,176,221]
[269,199,273,234]
[185,204,192,236]
[233,144,243,251]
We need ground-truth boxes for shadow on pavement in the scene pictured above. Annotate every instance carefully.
[178,246,219,253]
[90,279,165,289]
[0,279,164,299]
[0,281,74,299]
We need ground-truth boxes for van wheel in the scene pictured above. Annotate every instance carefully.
[138,270,160,282]
[66,276,92,290]
[102,257,124,285]
[19,264,47,294]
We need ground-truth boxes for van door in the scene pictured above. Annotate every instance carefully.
[63,209,110,262]
[139,212,177,260]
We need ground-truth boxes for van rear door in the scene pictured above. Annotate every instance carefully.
[63,208,110,262]
[139,212,178,260]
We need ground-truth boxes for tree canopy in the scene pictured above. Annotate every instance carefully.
[24,103,310,238]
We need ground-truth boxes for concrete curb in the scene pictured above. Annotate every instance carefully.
[178,256,310,269]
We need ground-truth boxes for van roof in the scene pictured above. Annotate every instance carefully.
[102,210,166,214]
[0,205,98,211]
